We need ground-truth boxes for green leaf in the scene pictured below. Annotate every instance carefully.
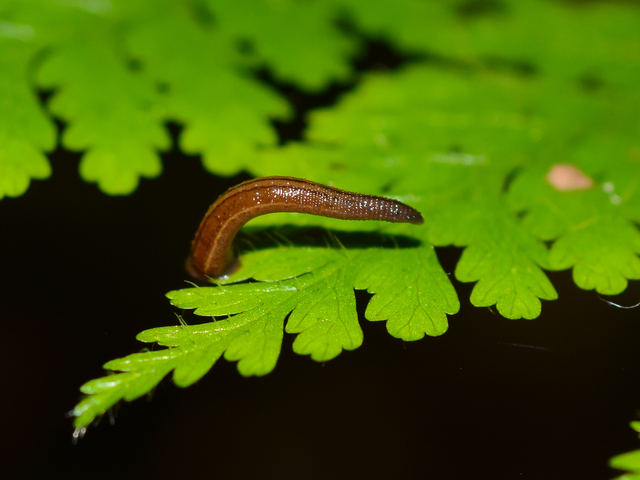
[0,38,54,199]
[509,165,640,295]
[207,0,357,90]
[37,28,170,194]
[125,1,290,176]
[610,423,640,479]
[70,245,458,428]
[338,0,640,89]
[355,247,458,339]
[5,0,640,193]
[611,447,640,478]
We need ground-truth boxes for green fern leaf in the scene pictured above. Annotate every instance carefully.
[70,245,458,429]
[0,38,54,199]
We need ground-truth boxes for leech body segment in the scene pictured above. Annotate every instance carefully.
[187,176,424,280]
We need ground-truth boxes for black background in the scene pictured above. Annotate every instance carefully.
[3,25,640,480]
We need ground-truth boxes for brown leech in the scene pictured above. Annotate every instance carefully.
[187,176,424,280]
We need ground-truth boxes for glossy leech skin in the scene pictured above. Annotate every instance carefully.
[187,176,424,280]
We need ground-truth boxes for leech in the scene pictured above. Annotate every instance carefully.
[186,176,424,280]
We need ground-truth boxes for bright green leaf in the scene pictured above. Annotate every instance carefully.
[209,0,357,90]
[338,0,640,90]
[0,39,54,199]
[37,33,169,194]
[125,1,290,176]
[71,243,458,428]
[611,450,640,471]
[509,166,640,296]
[610,423,640,480]
[355,247,459,339]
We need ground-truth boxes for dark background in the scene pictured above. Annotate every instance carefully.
[2,25,640,480]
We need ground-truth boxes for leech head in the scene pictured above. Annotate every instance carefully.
[407,211,424,225]
[184,256,208,283]
[185,253,240,283]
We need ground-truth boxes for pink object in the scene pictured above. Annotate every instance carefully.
[546,164,594,191]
